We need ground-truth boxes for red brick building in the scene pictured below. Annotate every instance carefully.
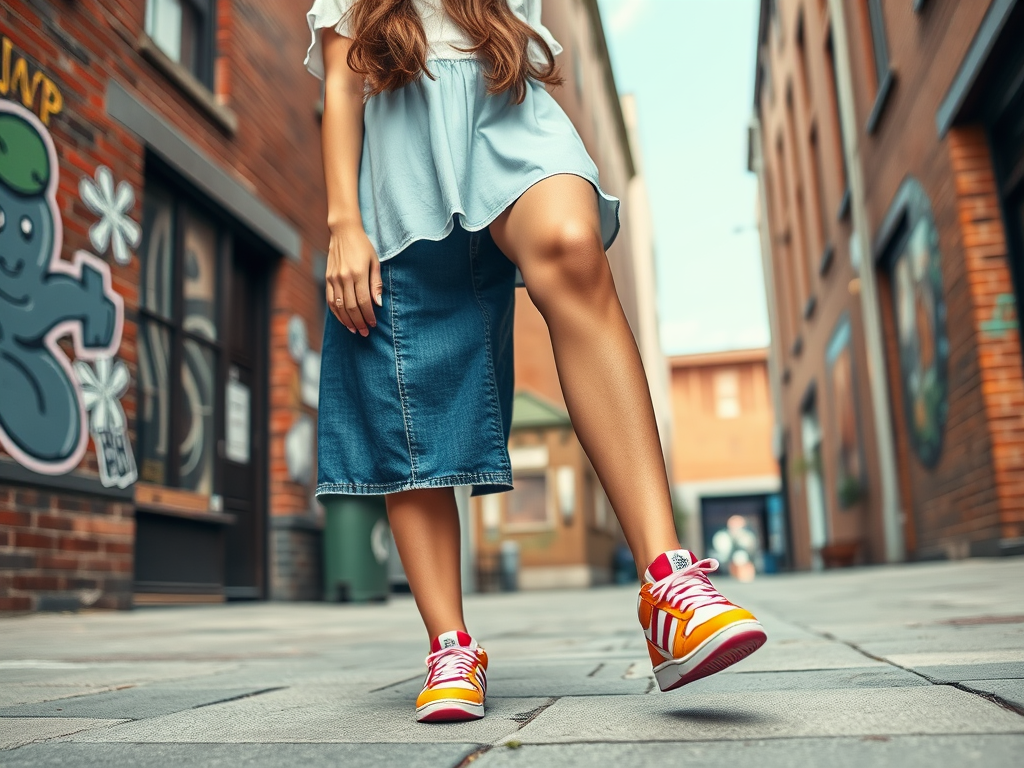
[751,0,1024,567]
[1,0,328,610]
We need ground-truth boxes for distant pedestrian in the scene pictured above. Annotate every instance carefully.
[304,0,766,723]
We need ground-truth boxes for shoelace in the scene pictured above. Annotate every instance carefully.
[648,557,729,613]
[424,645,478,687]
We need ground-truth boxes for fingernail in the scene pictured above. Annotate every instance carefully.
[375,293,383,307]
[360,329,369,337]
[348,327,356,334]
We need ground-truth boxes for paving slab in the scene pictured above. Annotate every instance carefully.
[66,688,550,744]
[0,660,236,687]
[716,638,886,672]
[0,742,480,768]
[882,649,1024,668]
[681,666,928,693]
[914,662,1024,682]
[380,661,652,699]
[0,718,127,750]
[474,735,1024,768]
[513,686,1024,743]
[0,687,274,720]
[0,685,128,708]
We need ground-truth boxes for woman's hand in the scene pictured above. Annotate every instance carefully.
[326,223,383,336]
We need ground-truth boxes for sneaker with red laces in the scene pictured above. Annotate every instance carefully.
[638,549,766,691]
[415,630,488,723]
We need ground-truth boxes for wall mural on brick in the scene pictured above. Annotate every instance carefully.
[285,314,320,485]
[0,101,125,478]
[889,178,950,468]
[80,165,141,267]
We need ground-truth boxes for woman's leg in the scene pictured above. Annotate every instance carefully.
[386,487,467,640]
[489,174,681,574]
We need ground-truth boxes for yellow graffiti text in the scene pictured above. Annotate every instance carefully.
[0,36,63,125]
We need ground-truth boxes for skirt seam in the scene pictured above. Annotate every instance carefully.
[468,232,514,476]
[388,262,418,480]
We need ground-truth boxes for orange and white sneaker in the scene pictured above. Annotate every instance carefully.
[415,630,488,723]
[639,549,766,691]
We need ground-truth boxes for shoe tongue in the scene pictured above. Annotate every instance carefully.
[644,549,695,582]
[430,630,476,653]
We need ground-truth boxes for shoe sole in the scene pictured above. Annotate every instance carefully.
[415,698,484,723]
[654,619,767,692]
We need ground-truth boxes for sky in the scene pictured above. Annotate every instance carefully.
[595,0,770,356]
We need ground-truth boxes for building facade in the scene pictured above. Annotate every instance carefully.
[668,349,784,574]
[751,0,1024,568]
[0,0,335,611]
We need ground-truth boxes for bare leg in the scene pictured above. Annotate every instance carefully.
[386,487,467,641]
[489,174,681,575]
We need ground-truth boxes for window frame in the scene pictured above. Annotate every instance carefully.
[144,0,218,88]
[504,469,554,532]
[136,165,231,496]
[864,0,896,134]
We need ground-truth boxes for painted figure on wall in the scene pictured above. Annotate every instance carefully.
[890,180,949,468]
[826,317,866,508]
[0,102,123,474]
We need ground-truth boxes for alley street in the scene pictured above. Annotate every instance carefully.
[1,558,1023,767]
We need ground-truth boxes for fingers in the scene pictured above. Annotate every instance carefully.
[327,278,355,333]
[353,273,377,331]
[370,259,384,308]
[342,275,369,337]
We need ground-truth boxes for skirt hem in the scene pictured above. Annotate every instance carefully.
[374,169,621,263]
[316,470,513,498]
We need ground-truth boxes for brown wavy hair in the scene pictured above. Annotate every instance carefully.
[345,0,563,104]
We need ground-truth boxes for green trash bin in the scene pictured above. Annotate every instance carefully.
[321,495,390,603]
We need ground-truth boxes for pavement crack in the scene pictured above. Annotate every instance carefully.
[191,687,285,709]
[508,697,557,729]
[370,673,422,692]
[943,681,1024,717]
[801,625,1024,719]
[587,662,604,677]
[455,744,492,766]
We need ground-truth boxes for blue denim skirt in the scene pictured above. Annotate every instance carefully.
[316,221,516,498]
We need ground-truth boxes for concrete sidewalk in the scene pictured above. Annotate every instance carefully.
[1,558,1023,767]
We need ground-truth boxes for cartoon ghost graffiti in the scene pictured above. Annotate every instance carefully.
[0,101,124,475]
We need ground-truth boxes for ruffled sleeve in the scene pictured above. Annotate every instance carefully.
[303,0,357,80]
[510,0,563,68]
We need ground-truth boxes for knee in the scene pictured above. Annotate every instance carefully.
[524,218,609,304]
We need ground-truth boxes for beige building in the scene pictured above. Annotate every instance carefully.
[467,0,671,590]
[669,350,785,572]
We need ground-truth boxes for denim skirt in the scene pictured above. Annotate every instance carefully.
[316,221,516,498]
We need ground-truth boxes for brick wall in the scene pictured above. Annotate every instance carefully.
[1,0,328,609]
[0,488,133,611]
[754,0,1024,565]
[948,127,1024,550]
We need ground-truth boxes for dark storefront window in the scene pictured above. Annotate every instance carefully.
[137,176,222,494]
[145,0,217,86]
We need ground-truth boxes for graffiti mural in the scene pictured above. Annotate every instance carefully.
[889,179,950,468]
[80,166,141,266]
[0,35,63,126]
[74,356,138,488]
[0,101,124,475]
[826,316,866,508]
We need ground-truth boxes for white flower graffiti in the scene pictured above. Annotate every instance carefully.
[79,166,141,265]
[73,356,138,489]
